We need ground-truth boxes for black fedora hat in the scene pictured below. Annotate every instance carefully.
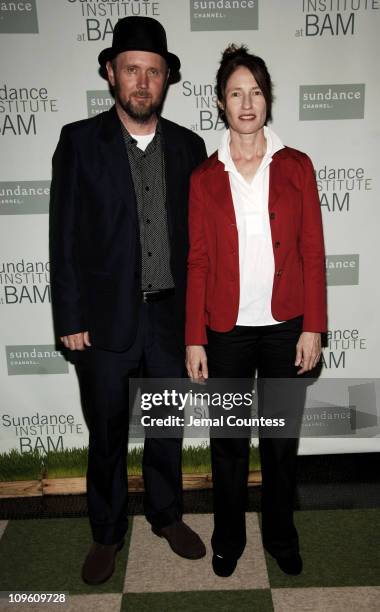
[98,17,180,79]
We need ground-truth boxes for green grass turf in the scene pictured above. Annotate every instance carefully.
[122,590,274,612]
[0,517,133,594]
[263,509,380,588]
[0,449,42,481]
[0,444,261,480]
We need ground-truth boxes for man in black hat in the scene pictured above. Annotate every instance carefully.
[49,17,207,585]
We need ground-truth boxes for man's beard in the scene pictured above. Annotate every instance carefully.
[117,89,163,124]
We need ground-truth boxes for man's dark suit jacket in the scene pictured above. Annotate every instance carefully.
[49,106,207,351]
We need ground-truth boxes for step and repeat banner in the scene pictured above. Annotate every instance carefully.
[0,0,379,457]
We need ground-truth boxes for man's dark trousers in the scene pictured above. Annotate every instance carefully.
[73,294,184,545]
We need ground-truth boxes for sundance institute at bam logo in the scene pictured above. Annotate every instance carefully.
[6,345,68,375]
[190,0,258,31]
[0,84,58,136]
[296,0,379,38]
[300,84,365,120]
[0,0,38,33]
[68,0,161,42]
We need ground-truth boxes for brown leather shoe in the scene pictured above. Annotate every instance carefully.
[152,520,206,559]
[81,538,124,585]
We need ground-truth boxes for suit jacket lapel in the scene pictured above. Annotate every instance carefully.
[269,149,286,212]
[209,158,237,226]
[208,149,288,221]
[160,118,180,239]
[98,106,138,226]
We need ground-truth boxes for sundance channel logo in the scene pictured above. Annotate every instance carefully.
[0,0,38,33]
[6,345,68,375]
[300,84,365,121]
[0,181,50,215]
[301,381,378,437]
[87,90,113,117]
[326,254,359,286]
[190,0,258,31]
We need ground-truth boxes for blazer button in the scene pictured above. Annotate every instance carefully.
[276,269,283,277]
[274,241,280,248]
[270,212,275,220]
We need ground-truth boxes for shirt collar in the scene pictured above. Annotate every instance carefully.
[120,118,161,147]
[218,125,284,178]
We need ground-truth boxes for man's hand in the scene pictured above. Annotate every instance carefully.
[186,345,208,382]
[60,331,91,351]
[295,332,321,374]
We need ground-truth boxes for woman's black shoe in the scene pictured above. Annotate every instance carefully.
[274,552,303,575]
[212,554,237,577]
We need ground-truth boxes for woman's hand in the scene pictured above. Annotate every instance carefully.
[186,345,209,382]
[295,332,321,374]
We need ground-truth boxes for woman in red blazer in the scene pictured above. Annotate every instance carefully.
[186,45,327,578]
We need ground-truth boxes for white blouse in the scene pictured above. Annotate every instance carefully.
[218,126,285,326]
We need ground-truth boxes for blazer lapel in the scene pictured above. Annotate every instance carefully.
[98,106,138,226]
[208,151,286,221]
[160,119,181,239]
[268,149,286,212]
[209,159,237,226]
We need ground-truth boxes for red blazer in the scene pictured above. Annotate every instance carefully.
[185,146,327,346]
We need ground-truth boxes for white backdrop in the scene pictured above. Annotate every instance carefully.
[1,0,379,457]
